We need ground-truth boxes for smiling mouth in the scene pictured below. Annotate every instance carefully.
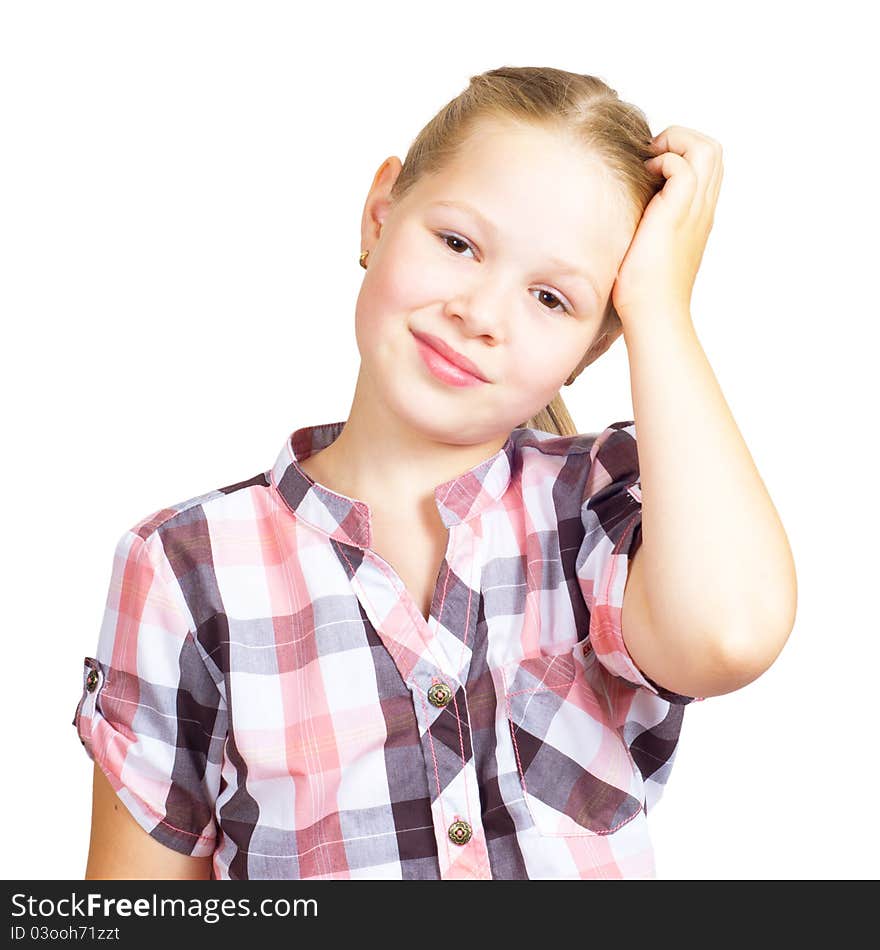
[411,330,489,380]
[412,332,490,388]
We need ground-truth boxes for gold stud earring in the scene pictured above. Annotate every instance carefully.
[359,250,369,269]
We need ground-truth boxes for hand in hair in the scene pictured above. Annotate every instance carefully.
[611,125,723,327]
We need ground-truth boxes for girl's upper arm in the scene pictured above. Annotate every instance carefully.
[84,763,214,881]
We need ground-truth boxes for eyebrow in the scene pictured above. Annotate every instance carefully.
[426,199,601,302]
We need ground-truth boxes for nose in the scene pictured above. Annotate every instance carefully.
[442,275,508,343]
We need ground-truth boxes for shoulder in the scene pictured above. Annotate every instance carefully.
[511,421,635,460]
[126,468,272,551]
[511,422,637,497]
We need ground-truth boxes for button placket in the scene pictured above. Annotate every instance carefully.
[414,672,484,871]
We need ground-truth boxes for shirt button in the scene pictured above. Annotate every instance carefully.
[85,669,99,693]
[448,820,472,846]
[427,682,453,707]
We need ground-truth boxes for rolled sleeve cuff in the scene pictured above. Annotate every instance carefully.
[73,656,217,857]
[589,510,705,706]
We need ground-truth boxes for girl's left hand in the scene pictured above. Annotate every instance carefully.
[611,125,724,328]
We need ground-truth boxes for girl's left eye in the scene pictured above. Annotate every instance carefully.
[434,231,573,316]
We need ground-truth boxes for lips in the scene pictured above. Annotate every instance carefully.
[411,330,490,382]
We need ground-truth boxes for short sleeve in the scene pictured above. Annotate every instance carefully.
[72,527,228,857]
[576,421,704,706]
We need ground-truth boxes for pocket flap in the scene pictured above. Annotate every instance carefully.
[501,651,643,837]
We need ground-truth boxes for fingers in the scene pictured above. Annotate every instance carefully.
[645,151,698,222]
[650,125,723,219]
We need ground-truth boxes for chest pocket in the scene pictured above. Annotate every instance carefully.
[500,646,644,837]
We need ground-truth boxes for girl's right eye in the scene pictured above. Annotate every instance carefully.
[435,231,476,257]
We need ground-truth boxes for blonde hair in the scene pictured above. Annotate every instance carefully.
[387,65,664,436]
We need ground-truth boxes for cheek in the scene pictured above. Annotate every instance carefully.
[373,231,437,304]
[354,240,437,349]
[493,341,569,418]
[353,295,388,358]
[353,280,415,367]
[508,334,575,387]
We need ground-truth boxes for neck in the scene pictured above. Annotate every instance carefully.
[306,363,509,518]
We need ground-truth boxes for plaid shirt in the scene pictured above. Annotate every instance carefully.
[74,419,704,880]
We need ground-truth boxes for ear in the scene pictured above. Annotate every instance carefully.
[361,157,403,248]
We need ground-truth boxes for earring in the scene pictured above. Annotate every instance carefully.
[359,250,369,269]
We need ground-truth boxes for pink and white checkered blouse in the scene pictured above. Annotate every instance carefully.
[73,419,704,880]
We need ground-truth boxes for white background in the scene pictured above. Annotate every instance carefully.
[2,1,877,880]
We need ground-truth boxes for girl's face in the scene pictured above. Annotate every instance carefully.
[354,118,638,445]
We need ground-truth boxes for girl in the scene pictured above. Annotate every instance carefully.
[73,65,796,880]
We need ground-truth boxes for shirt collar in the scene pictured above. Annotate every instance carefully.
[270,420,516,548]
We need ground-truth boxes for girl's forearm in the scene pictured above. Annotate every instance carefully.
[623,313,797,670]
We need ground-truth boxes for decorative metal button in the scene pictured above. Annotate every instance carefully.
[448,819,472,846]
[85,669,99,693]
[427,682,453,707]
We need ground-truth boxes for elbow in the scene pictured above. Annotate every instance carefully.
[711,571,798,694]
[714,617,795,693]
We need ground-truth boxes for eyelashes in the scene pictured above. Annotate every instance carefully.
[434,231,574,316]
